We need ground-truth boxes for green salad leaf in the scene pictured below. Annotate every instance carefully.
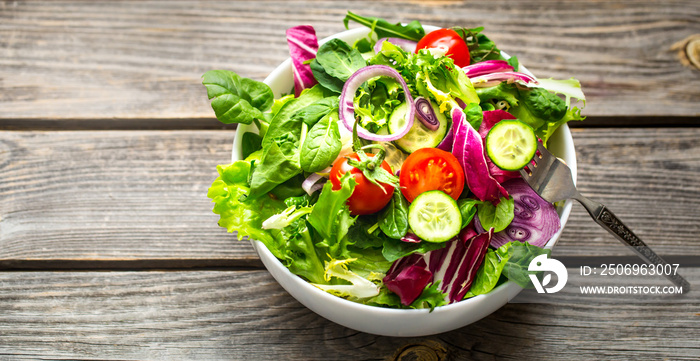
[379,191,410,239]
[202,70,274,125]
[300,111,342,173]
[307,174,357,259]
[343,11,425,41]
[476,196,515,233]
[241,132,263,159]
[247,134,302,200]
[458,198,481,229]
[502,242,552,288]
[464,243,511,298]
[315,39,367,82]
[207,161,286,258]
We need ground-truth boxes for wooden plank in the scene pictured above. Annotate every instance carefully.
[1,127,699,264]
[1,0,698,125]
[0,269,697,360]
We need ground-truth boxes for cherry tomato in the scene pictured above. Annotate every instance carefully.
[415,28,471,67]
[330,153,395,215]
[399,148,465,203]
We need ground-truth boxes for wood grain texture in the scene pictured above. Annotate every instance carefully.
[0,0,698,125]
[1,127,699,265]
[0,270,698,360]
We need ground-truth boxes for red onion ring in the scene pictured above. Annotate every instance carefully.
[469,71,538,88]
[462,60,514,77]
[414,97,440,131]
[339,65,415,142]
[301,173,325,195]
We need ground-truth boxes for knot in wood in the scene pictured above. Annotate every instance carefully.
[392,340,447,361]
[672,34,700,70]
[686,38,700,70]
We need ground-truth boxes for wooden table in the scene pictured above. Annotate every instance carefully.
[1,1,699,359]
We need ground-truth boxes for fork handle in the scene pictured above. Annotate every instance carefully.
[575,195,691,291]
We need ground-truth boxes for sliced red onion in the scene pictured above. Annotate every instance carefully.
[373,37,418,54]
[470,71,538,88]
[475,179,560,248]
[340,65,414,142]
[400,232,422,243]
[301,173,324,195]
[414,97,440,131]
[462,60,514,77]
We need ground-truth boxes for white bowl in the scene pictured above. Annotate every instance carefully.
[231,26,576,337]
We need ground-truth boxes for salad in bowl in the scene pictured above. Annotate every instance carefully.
[204,12,585,336]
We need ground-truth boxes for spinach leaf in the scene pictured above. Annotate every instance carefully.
[506,55,519,72]
[379,191,409,239]
[247,134,302,200]
[307,174,357,259]
[310,59,345,94]
[382,238,445,263]
[520,87,567,122]
[464,243,511,298]
[315,39,367,82]
[263,85,325,149]
[353,37,374,53]
[202,70,273,125]
[476,196,515,233]
[269,173,306,200]
[410,282,449,311]
[241,132,262,159]
[458,198,481,229]
[343,11,425,41]
[300,111,342,173]
[346,214,445,262]
[502,241,551,288]
[464,103,484,130]
[292,97,339,128]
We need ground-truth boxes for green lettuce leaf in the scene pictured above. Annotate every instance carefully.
[207,161,286,258]
[307,173,358,259]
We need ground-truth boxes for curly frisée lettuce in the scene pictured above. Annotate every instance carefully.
[203,12,583,310]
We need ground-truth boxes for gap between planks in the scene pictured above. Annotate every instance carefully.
[0,115,698,131]
[1,255,698,271]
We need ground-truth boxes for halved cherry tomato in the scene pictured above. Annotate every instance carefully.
[330,153,395,215]
[399,148,465,203]
[415,28,471,67]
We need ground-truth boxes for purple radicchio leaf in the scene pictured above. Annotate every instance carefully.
[286,25,319,97]
[451,107,508,202]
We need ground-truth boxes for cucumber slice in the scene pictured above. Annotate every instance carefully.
[408,190,462,243]
[485,119,537,171]
[388,101,448,153]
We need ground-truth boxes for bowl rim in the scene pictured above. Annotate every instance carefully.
[230,25,577,326]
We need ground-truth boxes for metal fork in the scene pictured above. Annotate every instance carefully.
[520,142,690,291]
